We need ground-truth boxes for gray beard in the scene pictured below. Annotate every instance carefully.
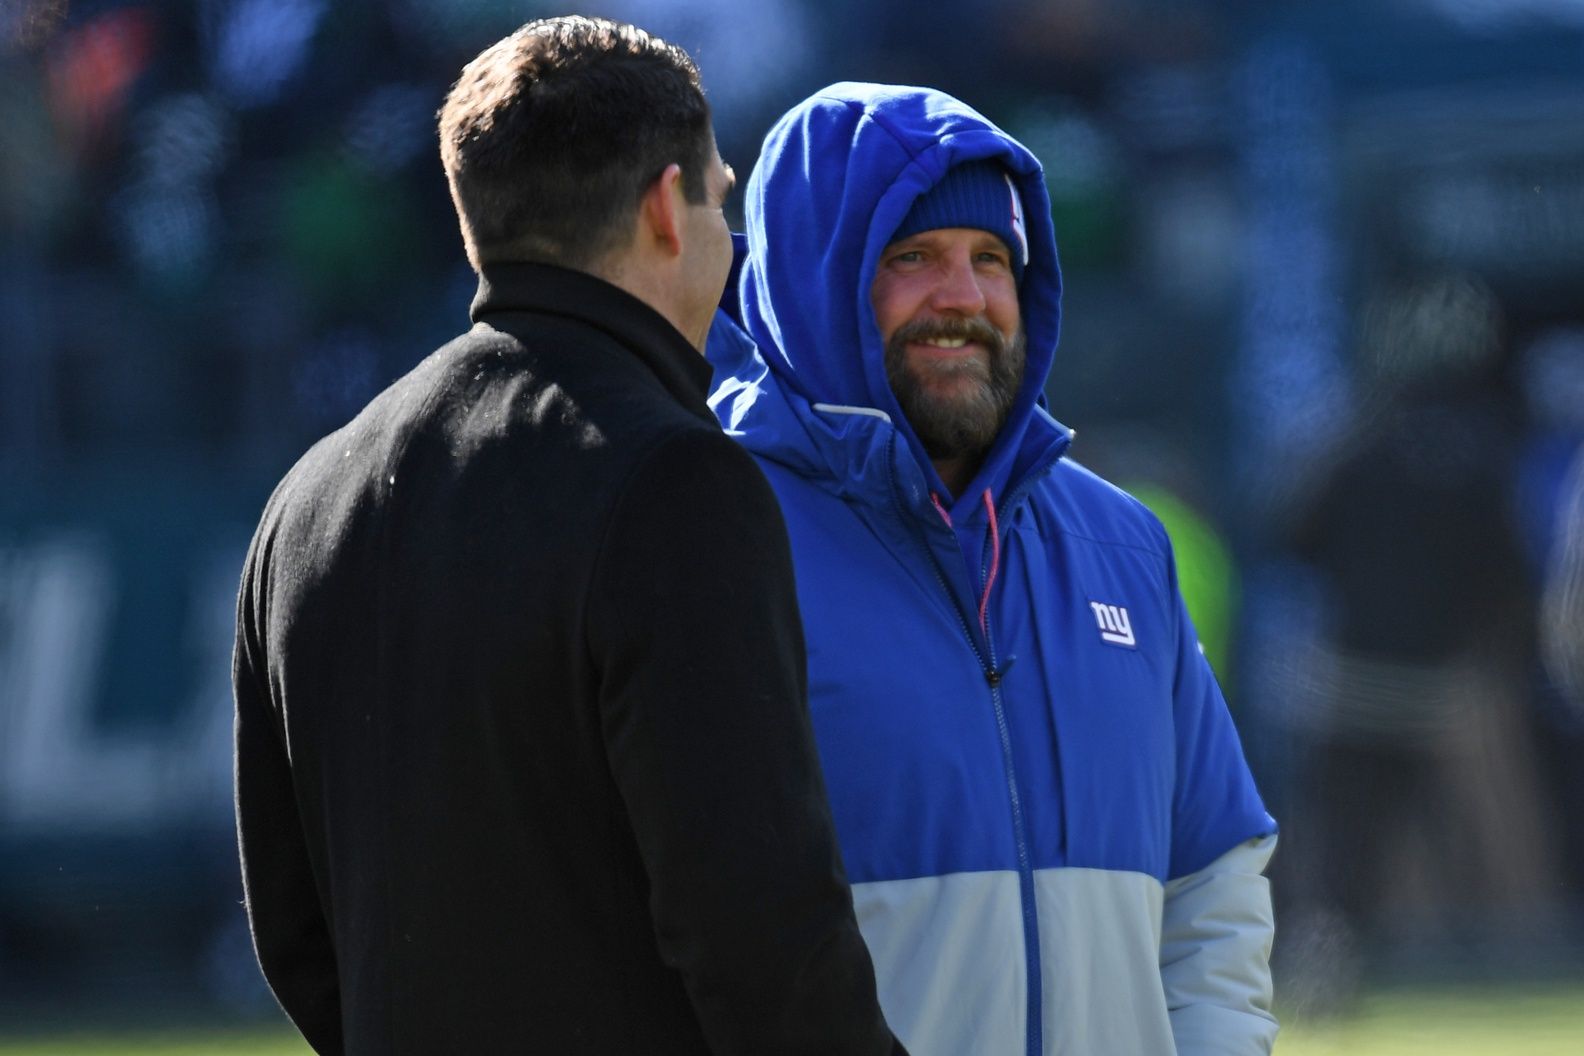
[885,317,1027,462]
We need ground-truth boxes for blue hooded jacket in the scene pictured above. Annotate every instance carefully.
[709,83,1277,1056]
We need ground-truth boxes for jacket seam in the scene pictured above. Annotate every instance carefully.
[830,97,923,163]
[1036,526,1170,562]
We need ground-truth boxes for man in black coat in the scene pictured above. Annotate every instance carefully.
[233,17,900,1055]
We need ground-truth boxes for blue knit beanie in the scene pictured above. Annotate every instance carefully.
[889,160,1029,283]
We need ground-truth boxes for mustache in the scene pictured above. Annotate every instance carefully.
[889,316,1007,353]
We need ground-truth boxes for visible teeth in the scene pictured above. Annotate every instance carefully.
[926,337,968,348]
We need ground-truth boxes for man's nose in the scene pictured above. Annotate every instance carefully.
[927,253,988,316]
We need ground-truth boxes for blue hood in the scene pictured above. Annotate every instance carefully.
[712,82,1068,515]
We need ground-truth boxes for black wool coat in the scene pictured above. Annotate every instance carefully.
[234,263,898,1055]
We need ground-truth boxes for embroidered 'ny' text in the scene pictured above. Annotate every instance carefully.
[1089,601,1136,647]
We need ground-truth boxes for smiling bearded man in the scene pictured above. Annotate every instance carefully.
[707,83,1279,1056]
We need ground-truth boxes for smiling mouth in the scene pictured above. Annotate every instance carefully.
[890,317,1006,363]
[909,334,987,352]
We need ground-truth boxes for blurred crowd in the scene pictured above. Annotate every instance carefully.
[2,0,1582,1027]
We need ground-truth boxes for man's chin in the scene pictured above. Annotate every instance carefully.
[903,390,1002,449]
[921,369,1004,413]
[906,346,989,375]
[906,359,990,396]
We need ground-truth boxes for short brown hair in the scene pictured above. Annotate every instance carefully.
[438,16,712,272]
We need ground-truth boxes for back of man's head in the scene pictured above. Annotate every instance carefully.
[438,16,711,273]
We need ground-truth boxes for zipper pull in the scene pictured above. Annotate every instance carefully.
[986,654,1018,687]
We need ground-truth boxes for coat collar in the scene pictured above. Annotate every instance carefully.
[471,262,714,415]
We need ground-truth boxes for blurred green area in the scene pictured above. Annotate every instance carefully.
[1275,983,1584,1055]
[1,983,1581,1055]
[0,1032,307,1056]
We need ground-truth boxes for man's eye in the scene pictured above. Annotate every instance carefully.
[891,251,923,265]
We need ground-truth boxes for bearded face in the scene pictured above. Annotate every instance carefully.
[868,228,1026,471]
[884,315,1027,461]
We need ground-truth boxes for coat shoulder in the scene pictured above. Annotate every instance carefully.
[1034,458,1172,559]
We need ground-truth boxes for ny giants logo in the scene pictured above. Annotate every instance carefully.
[1089,601,1135,647]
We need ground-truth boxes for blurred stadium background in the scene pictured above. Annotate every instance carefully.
[2,0,1583,1050]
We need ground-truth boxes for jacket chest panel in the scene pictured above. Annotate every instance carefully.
[785,493,1021,883]
[781,485,1179,882]
[1004,528,1177,878]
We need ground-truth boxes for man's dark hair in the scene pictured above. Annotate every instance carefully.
[438,16,711,272]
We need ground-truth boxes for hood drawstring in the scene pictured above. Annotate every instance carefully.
[932,490,1002,640]
[978,489,1001,638]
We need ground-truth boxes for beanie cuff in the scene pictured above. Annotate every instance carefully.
[890,160,1029,281]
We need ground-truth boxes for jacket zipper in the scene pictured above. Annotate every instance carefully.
[978,491,1042,1056]
[895,438,1043,1056]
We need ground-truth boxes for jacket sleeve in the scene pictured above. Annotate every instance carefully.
[586,428,901,1056]
[1161,835,1279,1056]
[233,522,345,1055]
[1162,544,1279,1055]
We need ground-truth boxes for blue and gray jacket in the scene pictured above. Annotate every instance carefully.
[708,82,1278,1056]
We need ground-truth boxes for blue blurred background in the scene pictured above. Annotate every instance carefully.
[2,0,1583,1038]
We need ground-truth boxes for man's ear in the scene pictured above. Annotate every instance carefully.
[637,162,686,259]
